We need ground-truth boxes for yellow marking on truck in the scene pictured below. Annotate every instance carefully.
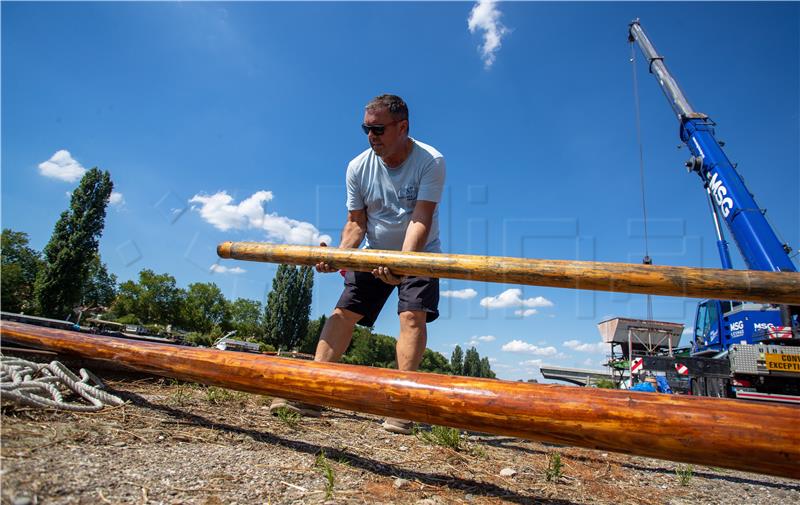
[765,353,800,373]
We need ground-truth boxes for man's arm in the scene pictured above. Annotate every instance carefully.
[316,209,366,273]
[373,200,436,284]
[402,200,437,252]
[340,209,367,249]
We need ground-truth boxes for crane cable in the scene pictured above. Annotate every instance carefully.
[630,42,654,323]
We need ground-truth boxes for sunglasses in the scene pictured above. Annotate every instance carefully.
[361,119,402,136]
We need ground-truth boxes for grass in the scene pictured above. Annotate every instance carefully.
[545,452,563,482]
[169,385,194,406]
[676,464,694,486]
[417,425,464,451]
[273,406,301,429]
[469,443,487,459]
[315,450,335,499]
[204,386,247,405]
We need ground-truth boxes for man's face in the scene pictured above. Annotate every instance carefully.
[363,107,407,159]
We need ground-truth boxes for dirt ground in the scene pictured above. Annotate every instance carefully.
[2,358,799,505]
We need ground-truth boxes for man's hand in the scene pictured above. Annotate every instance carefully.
[372,266,402,285]
[315,242,337,273]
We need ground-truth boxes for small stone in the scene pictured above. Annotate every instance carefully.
[601,453,608,457]
[12,496,32,505]
[394,478,410,489]
[465,494,475,502]
[112,441,126,447]
[398,445,408,451]
[158,435,165,441]
[499,467,517,477]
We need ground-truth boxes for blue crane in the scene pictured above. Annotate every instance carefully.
[626,20,799,402]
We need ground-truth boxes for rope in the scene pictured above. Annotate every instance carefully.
[0,355,124,412]
[630,42,654,323]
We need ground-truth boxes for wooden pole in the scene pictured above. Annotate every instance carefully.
[217,242,800,305]
[3,321,798,480]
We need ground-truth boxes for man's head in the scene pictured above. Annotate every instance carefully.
[363,94,409,160]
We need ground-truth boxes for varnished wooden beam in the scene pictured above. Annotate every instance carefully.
[2,321,798,480]
[217,242,800,305]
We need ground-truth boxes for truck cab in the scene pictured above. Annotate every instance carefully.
[692,300,787,354]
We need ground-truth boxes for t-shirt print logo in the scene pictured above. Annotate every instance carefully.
[398,184,418,201]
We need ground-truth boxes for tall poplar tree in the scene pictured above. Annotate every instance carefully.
[479,357,496,379]
[450,345,464,375]
[34,168,113,318]
[463,346,482,377]
[263,264,314,350]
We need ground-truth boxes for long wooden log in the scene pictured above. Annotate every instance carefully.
[217,242,800,305]
[2,321,798,480]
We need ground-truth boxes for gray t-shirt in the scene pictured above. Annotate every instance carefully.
[346,138,445,252]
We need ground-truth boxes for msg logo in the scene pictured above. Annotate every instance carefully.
[707,171,734,218]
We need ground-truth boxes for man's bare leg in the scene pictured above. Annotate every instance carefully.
[315,307,362,362]
[384,310,428,434]
[396,310,428,371]
[270,307,361,416]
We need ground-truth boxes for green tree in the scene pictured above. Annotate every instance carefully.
[419,349,452,374]
[110,269,184,325]
[342,326,396,368]
[1,229,44,313]
[34,168,113,318]
[450,345,464,375]
[263,264,314,350]
[229,298,264,339]
[479,356,496,379]
[299,314,326,355]
[81,254,117,308]
[463,346,482,377]
[594,379,617,389]
[182,282,229,334]
[111,279,142,321]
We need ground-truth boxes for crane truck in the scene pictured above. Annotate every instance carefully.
[621,20,800,404]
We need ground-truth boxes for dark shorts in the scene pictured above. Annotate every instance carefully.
[335,271,440,327]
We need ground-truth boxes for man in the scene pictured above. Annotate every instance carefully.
[270,94,445,434]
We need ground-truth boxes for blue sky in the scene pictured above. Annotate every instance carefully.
[3,2,798,382]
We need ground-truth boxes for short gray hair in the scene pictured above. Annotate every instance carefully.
[365,94,409,122]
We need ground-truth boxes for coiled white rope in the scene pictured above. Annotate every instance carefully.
[0,355,124,411]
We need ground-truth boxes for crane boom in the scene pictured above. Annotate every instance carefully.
[628,20,796,273]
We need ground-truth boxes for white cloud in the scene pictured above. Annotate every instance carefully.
[502,340,557,356]
[441,288,478,299]
[467,334,497,346]
[480,289,553,310]
[520,359,543,367]
[109,192,125,207]
[467,0,509,69]
[514,309,538,317]
[190,190,332,246]
[209,264,246,275]
[38,150,87,182]
[488,357,498,363]
[563,340,607,353]
[582,358,595,367]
